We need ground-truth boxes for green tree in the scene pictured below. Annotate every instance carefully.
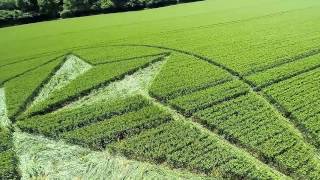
[0,0,17,10]
[16,0,39,12]
[99,0,114,10]
[111,0,144,9]
[37,0,61,17]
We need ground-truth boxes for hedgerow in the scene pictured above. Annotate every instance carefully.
[0,0,200,26]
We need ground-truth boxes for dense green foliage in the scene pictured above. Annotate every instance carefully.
[16,0,39,12]
[37,0,61,17]
[0,0,199,25]
[0,0,16,10]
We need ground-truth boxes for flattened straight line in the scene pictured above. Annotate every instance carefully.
[1,55,65,87]
[27,53,171,117]
[92,52,170,65]
[172,91,249,117]
[258,63,320,90]
[11,56,67,121]
[244,48,320,77]
[0,52,65,69]
[144,93,286,177]
[116,44,318,164]
[152,78,232,102]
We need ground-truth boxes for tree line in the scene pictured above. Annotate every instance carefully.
[0,0,200,26]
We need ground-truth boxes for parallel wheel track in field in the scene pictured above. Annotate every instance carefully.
[5,44,320,150]
[8,43,318,152]
[142,90,285,177]
[243,47,320,77]
[114,44,319,153]
[0,55,64,87]
[10,55,68,120]
[14,52,171,119]
[3,44,320,178]
[256,62,320,90]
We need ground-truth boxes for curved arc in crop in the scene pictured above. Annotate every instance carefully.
[5,44,317,177]
[6,43,315,152]
[4,44,315,178]
[141,91,288,177]
[92,52,171,65]
[113,44,318,157]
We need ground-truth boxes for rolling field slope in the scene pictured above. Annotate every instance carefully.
[0,0,320,179]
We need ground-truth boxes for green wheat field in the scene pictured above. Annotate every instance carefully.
[1,0,320,179]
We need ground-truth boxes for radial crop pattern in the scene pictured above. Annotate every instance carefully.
[0,0,320,179]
